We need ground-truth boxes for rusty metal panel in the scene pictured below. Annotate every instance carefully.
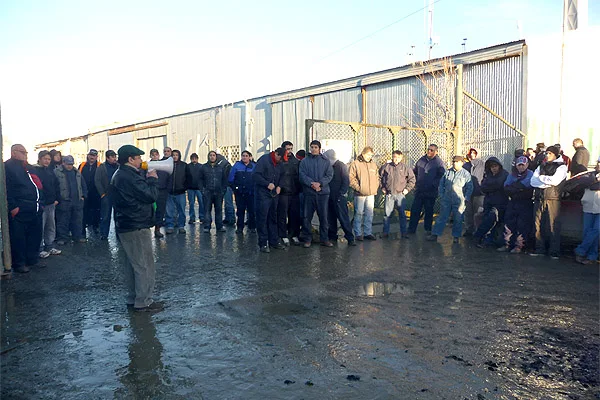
[463,56,524,167]
[313,88,361,122]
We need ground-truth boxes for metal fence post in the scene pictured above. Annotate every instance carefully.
[455,64,464,157]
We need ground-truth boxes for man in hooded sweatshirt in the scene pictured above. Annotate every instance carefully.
[324,149,355,246]
[463,148,485,236]
[473,157,509,247]
[408,144,446,235]
[200,151,229,233]
[379,150,416,239]
[530,146,568,259]
[349,146,380,240]
[427,156,473,243]
[253,148,285,252]
[497,156,534,253]
[299,140,334,248]
[165,149,187,234]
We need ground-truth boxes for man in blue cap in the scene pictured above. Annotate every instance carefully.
[111,145,162,312]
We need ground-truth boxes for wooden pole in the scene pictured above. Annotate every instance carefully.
[454,64,464,157]
[0,103,12,272]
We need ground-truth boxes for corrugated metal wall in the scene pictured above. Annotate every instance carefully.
[271,98,312,154]
[463,56,524,167]
[313,88,362,122]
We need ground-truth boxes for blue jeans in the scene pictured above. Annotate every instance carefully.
[165,194,186,229]
[383,194,408,235]
[432,200,464,238]
[99,194,114,237]
[187,189,204,221]
[408,194,436,233]
[301,194,329,243]
[224,187,235,222]
[575,212,599,261]
[328,195,354,242]
[353,195,374,237]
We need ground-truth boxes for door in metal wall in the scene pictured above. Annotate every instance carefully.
[136,136,167,159]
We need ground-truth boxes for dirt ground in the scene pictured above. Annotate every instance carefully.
[1,223,598,400]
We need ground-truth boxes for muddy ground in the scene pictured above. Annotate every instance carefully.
[1,223,598,400]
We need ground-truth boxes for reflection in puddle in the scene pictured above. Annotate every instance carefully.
[359,282,414,297]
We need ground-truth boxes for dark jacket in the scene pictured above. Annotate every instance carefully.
[463,158,485,196]
[94,161,119,196]
[480,157,509,209]
[504,167,534,202]
[186,162,203,190]
[413,155,445,198]
[253,153,282,196]
[279,155,301,195]
[78,161,101,198]
[329,160,350,199]
[5,158,41,215]
[111,164,158,233]
[200,157,228,193]
[229,160,256,195]
[379,162,416,195]
[55,165,88,202]
[571,146,590,175]
[167,161,187,195]
[299,153,334,196]
[34,164,60,205]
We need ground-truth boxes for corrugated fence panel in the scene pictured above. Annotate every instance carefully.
[108,132,134,154]
[463,56,524,167]
[218,103,242,149]
[366,78,416,127]
[313,88,361,122]
[169,113,204,161]
[247,98,269,157]
[87,131,109,153]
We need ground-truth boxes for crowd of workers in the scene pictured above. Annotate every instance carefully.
[4,137,599,309]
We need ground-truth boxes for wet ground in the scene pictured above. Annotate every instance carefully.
[1,222,598,400]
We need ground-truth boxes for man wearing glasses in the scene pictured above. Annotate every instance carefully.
[5,145,43,273]
[408,144,446,235]
[111,145,162,312]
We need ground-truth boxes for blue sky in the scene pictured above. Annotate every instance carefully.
[1,0,598,148]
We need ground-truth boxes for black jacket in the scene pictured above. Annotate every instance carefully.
[279,155,301,195]
[329,160,350,199]
[167,161,187,195]
[34,164,60,205]
[186,162,202,190]
[253,153,282,196]
[79,161,101,199]
[5,158,40,215]
[111,164,158,233]
[200,158,228,193]
[480,157,509,209]
[463,158,485,196]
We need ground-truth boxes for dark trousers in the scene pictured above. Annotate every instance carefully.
[83,194,101,229]
[155,189,168,227]
[503,200,533,250]
[204,191,224,229]
[474,205,506,244]
[99,194,114,237]
[255,192,279,247]
[9,212,42,267]
[235,192,256,230]
[328,195,354,242]
[408,194,435,233]
[277,194,301,239]
[301,194,329,243]
[534,199,561,255]
[56,200,84,241]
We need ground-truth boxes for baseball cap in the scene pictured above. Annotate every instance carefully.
[118,145,145,160]
[88,149,99,156]
[452,155,464,162]
[62,155,75,165]
[515,156,529,165]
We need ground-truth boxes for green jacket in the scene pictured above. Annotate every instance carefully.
[54,165,87,201]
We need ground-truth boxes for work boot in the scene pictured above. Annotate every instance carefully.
[271,243,286,250]
[13,265,30,273]
[320,241,334,247]
[364,235,377,241]
[154,228,164,238]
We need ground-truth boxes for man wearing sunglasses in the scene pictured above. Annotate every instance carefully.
[408,144,446,235]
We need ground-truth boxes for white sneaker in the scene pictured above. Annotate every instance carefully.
[49,248,62,255]
[291,237,300,245]
[282,238,290,246]
[39,251,50,259]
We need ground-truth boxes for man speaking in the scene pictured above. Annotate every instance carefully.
[111,145,162,312]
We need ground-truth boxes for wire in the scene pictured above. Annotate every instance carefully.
[316,0,444,62]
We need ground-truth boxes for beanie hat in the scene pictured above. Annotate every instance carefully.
[546,146,560,158]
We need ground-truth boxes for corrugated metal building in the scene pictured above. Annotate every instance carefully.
[34,38,597,169]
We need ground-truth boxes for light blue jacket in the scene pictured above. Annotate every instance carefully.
[438,167,473,212]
